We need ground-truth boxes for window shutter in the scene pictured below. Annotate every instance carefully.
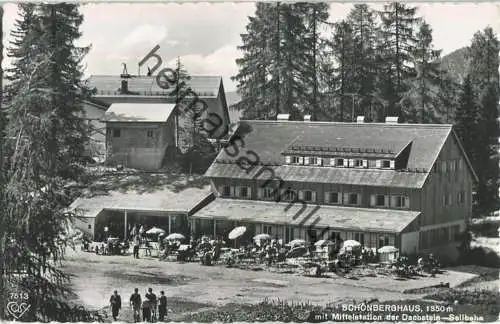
[404,197,409,208]
[356,194,361,205]
[298,190,304,200]
[257,188,262,199]
[370,195,376,206]
[316,158,322,166]
[218,186,223,197]
[304,157,310,165]
[442,195,446,205]
[232,186,237,197]
[330,158,335,166]
[362,160,368,168]
[376,160,381,168]
[384,195,389,207]
[448,193,452,205]
[311,191,316,202]
[343,193,349,204]
[285,156,291,164]
[348,159,354,167]
[390,160,395,169]
[324,192,330,203]
[298,157,304,164]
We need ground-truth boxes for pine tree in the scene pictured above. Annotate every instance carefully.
[377,2,421,118]
[4,3,40,101]
[454,75,479,167]
[297,3,329,120]
[329,20,355,121]
[169,57,194,152]
[232,3,276,120]
[32,4,91,178]
[1,4,97,320]
[468,27,500,216]
[233,3,328,121]
[475,83,500,215]
[346,4,378,120]
[403,22,443,123]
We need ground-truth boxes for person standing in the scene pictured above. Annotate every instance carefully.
[158,291,167,321]
[129,288,141,322]
[142,293,151,322]
[133,235,140,259]
[109,290,121,321]
[145,288,157,322]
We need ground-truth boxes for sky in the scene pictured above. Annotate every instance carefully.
[3,2,500,92]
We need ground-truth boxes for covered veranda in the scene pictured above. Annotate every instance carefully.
[69,186,214,241]
[191,198,421,251]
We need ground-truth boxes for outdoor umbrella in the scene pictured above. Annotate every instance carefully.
[288,239,306,247]
[286,246,307,258]
[314,239,334,247]
[342,240,361,248]
[228,226,247,240]
[146,227,166,235]
[165,233,186,241]
[378,246,399,254]
[253,233,271,241]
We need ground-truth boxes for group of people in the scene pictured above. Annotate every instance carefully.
[109,288,168,322]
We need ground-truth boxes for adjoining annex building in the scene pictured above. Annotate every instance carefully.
[70,186,214,241]
[194,115,477,261]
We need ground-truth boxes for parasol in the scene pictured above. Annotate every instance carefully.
[288,239,306,247]
[165,233,186,241]
[253,233,271,241]
[342,240,361,248]
[146,227,166,235]
[228,226,247,240]
[314,239,334,247]
[286,246,307,258]
[378,246,399,254]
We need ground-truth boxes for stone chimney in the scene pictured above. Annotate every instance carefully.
[385,116,400,124]
[304,115,312,122]
[356,116,366,123]
[277,114,290,121]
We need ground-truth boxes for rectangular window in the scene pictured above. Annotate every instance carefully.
[354,233,365,245]
[147,130,154,138]
[330,192,340,204]
[284,189,297,201]
[222,186,231,197]
[88,224,92,230]
[354,159,364,167]
[376,194,386,207]
[309,157,318,165]
[240,187,249,198]
[262,187,274,199]
[292,156,301,164]
[382,160,391,168]
[393,196,409,208]
[458,159,464,170]
[458,191,465,204]
[304,190,313,202]
[113,128,121,138]
[263,225,272,235]
[348,193,359,205]
[336,158,345,167]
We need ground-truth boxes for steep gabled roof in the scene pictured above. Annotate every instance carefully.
[87,75,223,97]
[205,120,476,188]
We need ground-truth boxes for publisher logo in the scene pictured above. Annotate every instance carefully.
[6,301,31,320]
